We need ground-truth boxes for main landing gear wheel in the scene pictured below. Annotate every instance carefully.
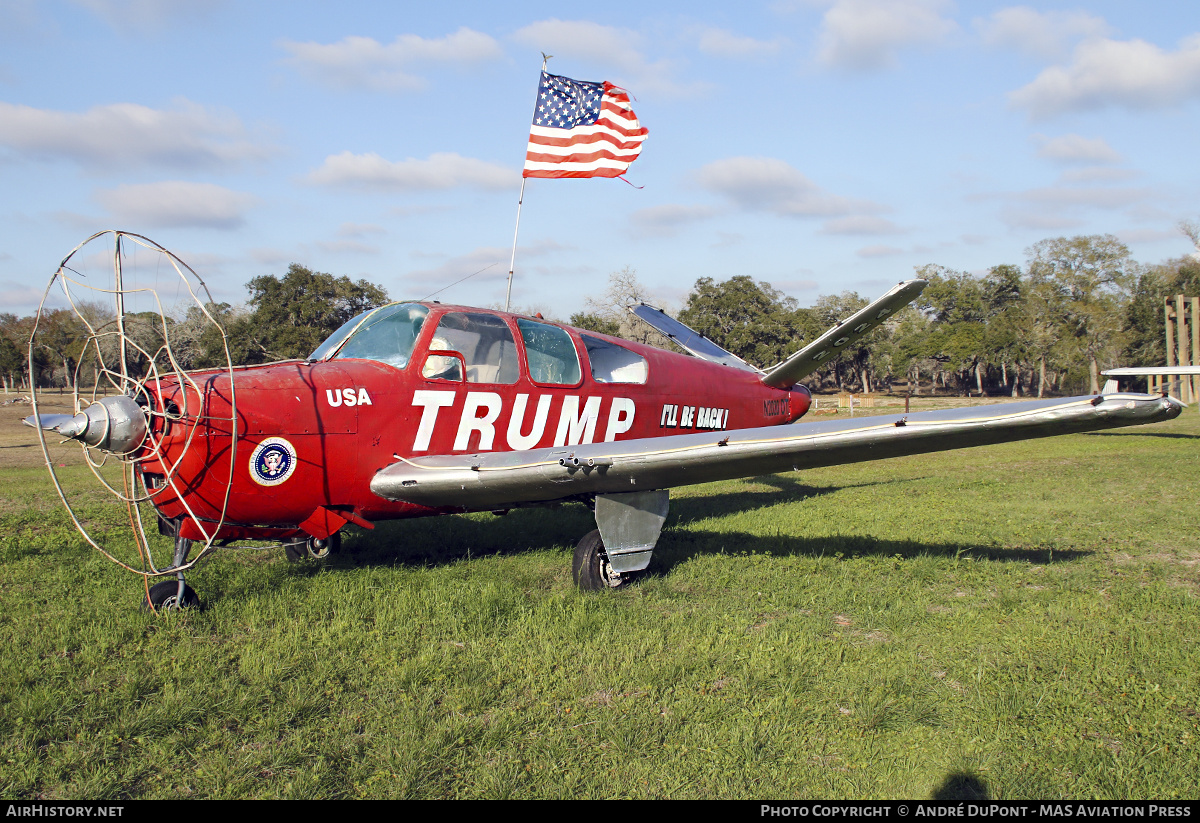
[143,580,200,612]
[284,532,341,562]
[573,529,630,591]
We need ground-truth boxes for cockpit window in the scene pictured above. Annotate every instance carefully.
[421,312,519,384]
[518,319,581,385]
[309,308,374,361]
[323,303,429,368]
[582,334,648,384]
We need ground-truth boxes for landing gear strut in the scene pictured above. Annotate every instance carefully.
[143,536,199,611]
[574,490,670,591]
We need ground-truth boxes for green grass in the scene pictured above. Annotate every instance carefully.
[0,402,1197,799]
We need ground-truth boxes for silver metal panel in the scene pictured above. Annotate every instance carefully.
[1102,366,1200,375]
[23,395,147,454]
[761,279,927,389]
[371,393,1182,512]
[595,490,669,574]
[628,304,760,373]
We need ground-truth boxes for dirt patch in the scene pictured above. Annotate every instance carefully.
[0,392,81,470]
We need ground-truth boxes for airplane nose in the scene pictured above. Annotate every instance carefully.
[24,395,149,455]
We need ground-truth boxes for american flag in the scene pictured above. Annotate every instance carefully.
[523,71,647,179]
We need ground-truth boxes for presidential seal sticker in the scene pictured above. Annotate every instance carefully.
[250,437,297,487]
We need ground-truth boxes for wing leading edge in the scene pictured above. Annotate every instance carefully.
[372,393,1181,512]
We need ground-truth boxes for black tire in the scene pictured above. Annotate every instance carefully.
[284,539,306,562]
[144,579,199,611]
[572,529,628,591]
[284,532,341,563]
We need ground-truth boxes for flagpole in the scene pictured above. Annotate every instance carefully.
[504,177,525,313]
[505,54,550,313]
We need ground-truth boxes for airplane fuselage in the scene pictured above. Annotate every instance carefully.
[141,303,811,543]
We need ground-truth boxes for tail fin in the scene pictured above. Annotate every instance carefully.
[760,279,927,389]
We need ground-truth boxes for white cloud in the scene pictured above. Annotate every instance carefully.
[999,210,1083,231]
[70,0,224,30]
[280,28,503,92]
[1010,35,1200,118]
[0,99,271,170]
[696,27,787,58]
[311,240,380,256]
[816,0,958,70]
[772,277,819,292]
[306,151,517,192]
[400,240,569,298]
[819,216,903,235]
[994,181,1158,232]
[95,181,258,229]
[1018,185,1154,210]
[1118,227,1185,245]
[401,246,510,288]
[695,156,883,218]
[1034,133,1121,165]
[856,245,905,257]
[629,204,717,237]
[250,247,290,265]
[975,6,1112,61]
[0,0,41,36]
[336,222,386,238]
[513,19,699,96]
[1056,167,1138,185]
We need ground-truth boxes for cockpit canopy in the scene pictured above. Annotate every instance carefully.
[308,303,429,367]
[309,302,648,386]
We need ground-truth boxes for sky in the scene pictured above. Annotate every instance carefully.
[2,0,1199,322]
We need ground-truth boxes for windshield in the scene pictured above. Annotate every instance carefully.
[310,303,429,368]
[308,308,374,361]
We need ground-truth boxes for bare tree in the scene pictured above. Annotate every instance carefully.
[1180,218,1200,261]
[580,266,665,344]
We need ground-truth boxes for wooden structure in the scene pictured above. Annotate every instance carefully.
[838,392,876,410]
[1154,295,1199,402]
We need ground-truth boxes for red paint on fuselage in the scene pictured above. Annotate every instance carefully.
[140,304,811,541]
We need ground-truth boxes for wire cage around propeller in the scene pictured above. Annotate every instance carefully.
[27,230,239,592]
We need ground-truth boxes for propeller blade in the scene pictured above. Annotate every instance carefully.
[23,413,81,433]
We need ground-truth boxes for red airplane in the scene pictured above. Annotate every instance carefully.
[24,232,1183,610]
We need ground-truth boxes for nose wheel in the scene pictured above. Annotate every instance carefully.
[144,579,199,611]
[142,536,200,612]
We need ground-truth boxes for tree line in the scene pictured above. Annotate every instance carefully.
[1,264,388,392]
[3,234,1197,397]
[571,235,1200,397]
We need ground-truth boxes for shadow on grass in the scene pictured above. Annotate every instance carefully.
[649,530,1089,577]
[667,474,922,525]
[279,481,1089,582]
[931,771,991,800]
[1086,431,1200,440]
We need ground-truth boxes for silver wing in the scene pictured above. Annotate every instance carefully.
[1102,366,1200,375]
[372,393,1181,512]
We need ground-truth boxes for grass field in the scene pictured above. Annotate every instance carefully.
[1,391,1197,799]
